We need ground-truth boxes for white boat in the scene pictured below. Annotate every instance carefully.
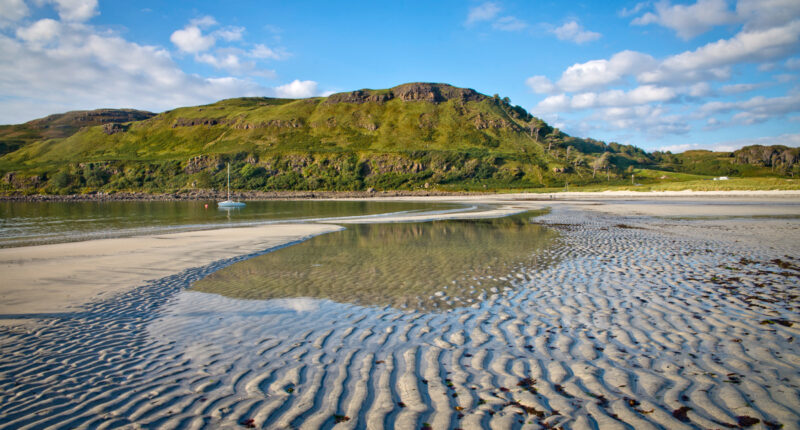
[218,163,246,208]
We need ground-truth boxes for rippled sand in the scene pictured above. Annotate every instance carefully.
[1,204,799,429]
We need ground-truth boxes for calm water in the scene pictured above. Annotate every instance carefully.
[0,200,460,248]
[192,211,559,311]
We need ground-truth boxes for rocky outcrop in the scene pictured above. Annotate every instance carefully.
[172,117,226,127]
[102,123,127,135]
[362,154,425,175]
[392,83,485,103]
[326,90,393,104]
[184,155,223,174]
[324,83,487,105]
[173,118,304,129]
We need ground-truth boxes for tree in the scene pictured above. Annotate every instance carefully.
[592,153,609,178]
[529,124,540,141]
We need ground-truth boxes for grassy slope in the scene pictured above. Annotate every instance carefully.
[0,84,797,194]
[2,96,545,169]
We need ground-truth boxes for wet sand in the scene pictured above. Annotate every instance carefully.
[1,193,799,429]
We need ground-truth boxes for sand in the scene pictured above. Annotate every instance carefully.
[1,192,799,429]
[0,223,342,319]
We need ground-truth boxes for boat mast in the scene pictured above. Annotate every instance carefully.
[227,163,231,201]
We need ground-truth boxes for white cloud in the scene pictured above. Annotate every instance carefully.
[786,57,800,70]
[632,0,737,40]
[214,26,245,42]
[170,25,215,53]
[0,0,29,27]
[274,80,319,98]
[492,16,526,31]
[535,94,570,113]
[0,22,273,124]
[16,19,61,43]
[720,82,764,94]
[196,52,244,70]
[189,15,218,28]
[552,21,602,44]
[536,85,678,113]
[687,82,712,97]
[698,92,800,125]
[250,43,284,60]
[736,0,800,31]
[466,2,501,25]
[591,105,690,135]
[47,0,98,22]
[557,50,657,92]
[619,1,650,18]
[525,75,556,94]
[640,20,800,84]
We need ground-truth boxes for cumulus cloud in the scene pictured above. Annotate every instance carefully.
[525,75,556,94]
[0,30,262,123]
[632,0,737,40]
[551,21,602,43]
[535,85,678,113]
[557,50,657,92]
[47,0,98,22]
[16,19,61,43]
[466,2,501,25]
[736,0,800,31]
[640,20,800,84]
[170,25,215,53]
[699,92,800,117]
[0,15,316,123]
[274,80,319,98]
[196,52,244,70]
[590,105,690,136]
[0,0,29,27]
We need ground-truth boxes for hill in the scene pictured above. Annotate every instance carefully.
[0,83,797,195]
[0,109,155,157]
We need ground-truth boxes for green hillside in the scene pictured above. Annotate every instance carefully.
[0,83,797,195]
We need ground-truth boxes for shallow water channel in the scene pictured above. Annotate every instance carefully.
[191,211,559,311]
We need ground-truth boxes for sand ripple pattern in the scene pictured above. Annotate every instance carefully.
[1,208,799,429]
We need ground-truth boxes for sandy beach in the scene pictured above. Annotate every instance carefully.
[1,191,799,429]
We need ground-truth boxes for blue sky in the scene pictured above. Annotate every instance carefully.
[1,0,799,152]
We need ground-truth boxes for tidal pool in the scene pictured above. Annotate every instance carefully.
[191,211,559,310]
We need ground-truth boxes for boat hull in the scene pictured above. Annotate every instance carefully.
[218,200,246,208]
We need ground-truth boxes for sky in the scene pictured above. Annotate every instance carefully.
[0,0,799,152]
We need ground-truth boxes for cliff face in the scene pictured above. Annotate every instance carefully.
[325,83,487,104]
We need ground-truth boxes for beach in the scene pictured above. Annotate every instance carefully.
[1,192,799,429]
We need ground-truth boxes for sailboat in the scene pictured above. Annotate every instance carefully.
[218,163,246,208]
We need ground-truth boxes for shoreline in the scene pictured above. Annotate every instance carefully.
[3,188,800,202]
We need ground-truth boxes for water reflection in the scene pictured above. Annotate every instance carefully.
[0,200,457,248]
[191,211,559,311]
